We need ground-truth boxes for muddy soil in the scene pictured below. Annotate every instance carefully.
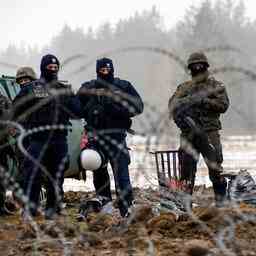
[0,187,256,256]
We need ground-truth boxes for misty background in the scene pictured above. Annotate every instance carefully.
[1,0,256,136]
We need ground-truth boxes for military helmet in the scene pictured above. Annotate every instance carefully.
[16,67,37,82]
[187,52,209,69]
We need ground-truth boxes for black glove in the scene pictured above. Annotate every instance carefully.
[174,106,199,131]
[173,108,188,130]
[87,104,105,129]
[174,115,190,130]
[100,95,114,106]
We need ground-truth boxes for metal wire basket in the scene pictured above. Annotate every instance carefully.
[151,150,192,212]
[151,150,183,190]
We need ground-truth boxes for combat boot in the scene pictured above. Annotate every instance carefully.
[0,190,13,216]
[215,193,228,208]
[214,186,228,208]
[0,205,14,216]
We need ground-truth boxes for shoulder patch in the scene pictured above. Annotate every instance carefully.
[32,81,49,98]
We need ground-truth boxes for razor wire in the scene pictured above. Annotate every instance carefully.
[0,45,256,255]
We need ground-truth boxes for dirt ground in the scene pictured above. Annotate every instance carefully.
[0,187,256,256]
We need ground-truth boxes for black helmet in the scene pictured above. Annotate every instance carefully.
[187,52,209,69]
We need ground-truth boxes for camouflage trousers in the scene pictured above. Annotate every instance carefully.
[179,130,226,197]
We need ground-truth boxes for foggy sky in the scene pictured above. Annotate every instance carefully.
[1,0,255,52]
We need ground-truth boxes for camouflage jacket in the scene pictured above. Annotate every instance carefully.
[168,72,229,132]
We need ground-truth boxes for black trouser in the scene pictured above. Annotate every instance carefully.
[92,133,133,217]
[179,131,226,200]
[12,138,30,200]
[22,138,68,215]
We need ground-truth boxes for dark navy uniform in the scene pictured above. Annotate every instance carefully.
[16,55,81,218]
[78,58,144,217]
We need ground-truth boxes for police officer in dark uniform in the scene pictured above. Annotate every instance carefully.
[77,57,144,217]
[168,52,229,207]
[15,54,81,219]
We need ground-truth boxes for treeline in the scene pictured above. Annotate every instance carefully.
[1,0,256,135]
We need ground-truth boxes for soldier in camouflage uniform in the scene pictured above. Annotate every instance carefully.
[13,67,37,136]
[0,93,13,215]
[168,52,229,206]
[11,67,37,203]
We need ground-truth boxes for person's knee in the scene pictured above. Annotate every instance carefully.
[215,149,223,164]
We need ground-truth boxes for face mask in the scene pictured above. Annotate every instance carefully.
[19,81,31,88]
[97,72,114,82]
[42,69,58,82]
[17,79,32,88]
[190,63,207,77]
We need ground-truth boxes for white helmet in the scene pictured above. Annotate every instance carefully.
[80,149,103,171]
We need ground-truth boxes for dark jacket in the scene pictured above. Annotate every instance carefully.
[168,72,229,132]
[0,94,11,143]
[77,78,144,131]
[12,78,81,140]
